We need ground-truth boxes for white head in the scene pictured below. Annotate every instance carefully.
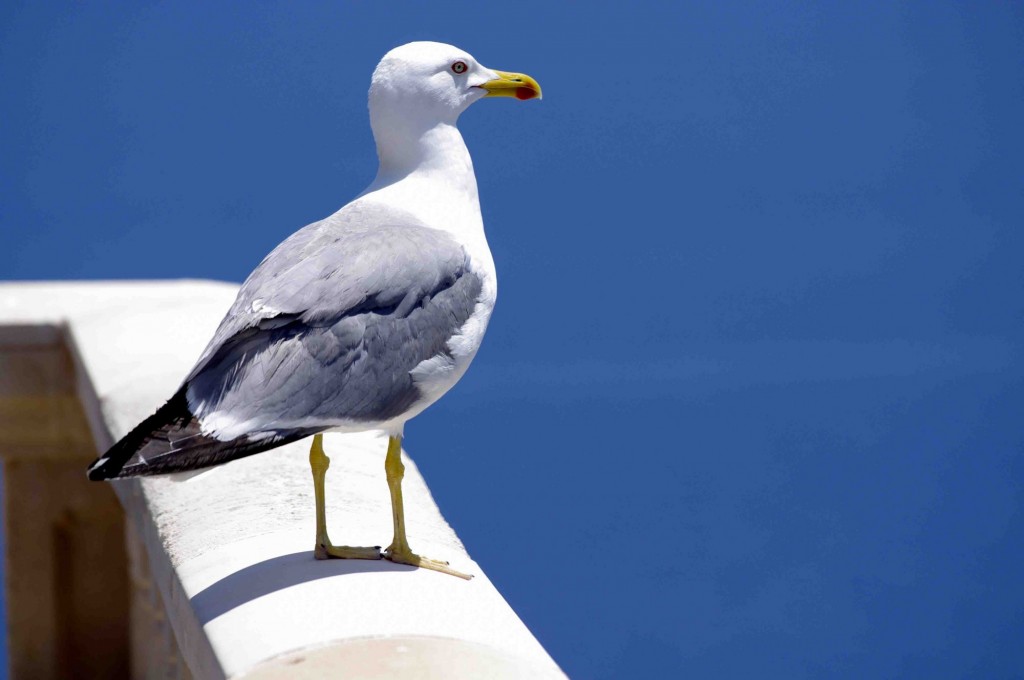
[369,41,541,127]
[367,42,541,172]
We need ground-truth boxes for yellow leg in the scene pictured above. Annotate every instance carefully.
[309,434,381,561]
[383,435,472,579]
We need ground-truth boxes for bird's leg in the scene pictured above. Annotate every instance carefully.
[309,434,381,561]
[382,435,472,579]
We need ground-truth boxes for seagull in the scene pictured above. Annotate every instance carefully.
[87,42,541,579]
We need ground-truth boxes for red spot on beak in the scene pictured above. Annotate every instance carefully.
[515,87,539,101]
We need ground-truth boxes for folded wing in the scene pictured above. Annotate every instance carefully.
[88,204,483,479]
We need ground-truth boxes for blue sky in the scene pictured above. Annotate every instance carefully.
[2,2,1023,677]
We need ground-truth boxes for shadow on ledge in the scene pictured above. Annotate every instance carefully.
[191,551,412,624]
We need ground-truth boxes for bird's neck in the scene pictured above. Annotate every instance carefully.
[369,121,479,202]
[362,121,486,252]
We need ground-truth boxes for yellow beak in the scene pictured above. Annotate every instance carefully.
[480,70,543,101]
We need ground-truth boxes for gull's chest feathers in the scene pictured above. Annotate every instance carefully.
[344,194,497,429]
[348,158,498,423]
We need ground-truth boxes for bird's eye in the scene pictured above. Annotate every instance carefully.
[451,61,467,74]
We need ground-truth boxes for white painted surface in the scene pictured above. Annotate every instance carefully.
[0,281,564,679]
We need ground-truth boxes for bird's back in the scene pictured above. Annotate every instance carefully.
[88,203,486,480]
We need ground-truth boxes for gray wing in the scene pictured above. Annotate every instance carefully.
[186,202,484,432]
[87,203,483,480]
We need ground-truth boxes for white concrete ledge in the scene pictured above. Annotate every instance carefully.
[0,281,564,679]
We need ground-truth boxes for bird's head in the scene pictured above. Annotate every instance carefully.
[369,41,541,126]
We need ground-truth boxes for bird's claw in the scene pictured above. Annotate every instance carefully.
[384,545,472,580]
[314,541,382,561]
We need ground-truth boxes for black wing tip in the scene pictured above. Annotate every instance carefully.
[85,388,193,481]
[87,458,112,481]
[86,386,324,480]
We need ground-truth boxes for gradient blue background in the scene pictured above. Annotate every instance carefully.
[2,2,1023,677]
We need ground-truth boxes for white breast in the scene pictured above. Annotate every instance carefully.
[351,119,497,435]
